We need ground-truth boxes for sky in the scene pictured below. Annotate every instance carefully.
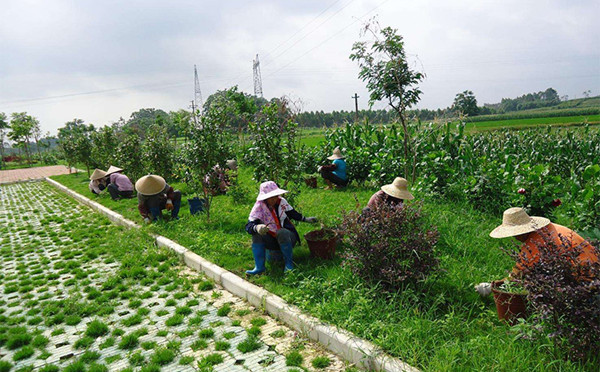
[1,0,599,135]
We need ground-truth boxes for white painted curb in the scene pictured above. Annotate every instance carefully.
[45,177,419,372]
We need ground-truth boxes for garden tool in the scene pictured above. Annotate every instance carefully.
[246,243,266,275]
[280,242,294,272]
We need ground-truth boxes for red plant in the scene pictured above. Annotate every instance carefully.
[517,188,526,195]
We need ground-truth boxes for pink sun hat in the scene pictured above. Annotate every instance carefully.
[256,181,288,201]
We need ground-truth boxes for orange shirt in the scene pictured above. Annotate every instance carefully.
[516,223,598,272]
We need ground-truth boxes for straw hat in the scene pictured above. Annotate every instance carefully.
[226,159,238,171]
[327,147,345,160]
[256,181,288,201]
[105,165,123,176]
[90,168,107,181]
[489,207,551,238]
[135,175,166,196]
[381,177,414,200]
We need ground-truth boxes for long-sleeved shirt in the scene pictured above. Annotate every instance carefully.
[245,205,304,243]
[88,179,106,194]
[109,173,134,191]
[137,184,175,218]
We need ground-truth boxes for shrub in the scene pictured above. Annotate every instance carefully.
[142,124,175,181]
[339,202,439,290]
[511,232,600,361]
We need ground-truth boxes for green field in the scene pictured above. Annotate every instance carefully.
[465,114,600,131]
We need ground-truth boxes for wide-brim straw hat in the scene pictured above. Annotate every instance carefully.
[256,181,288,201]
[135,175,166,196]
[90,168,107,181]
[105,165,123,176]
[489,207,551,238]
[327,147,345,160]
[381,177,414,200]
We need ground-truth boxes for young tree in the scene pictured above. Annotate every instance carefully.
[90,125,119,168]
[0,112,8,168]
[181,99,233,222]
[452,90,479,117]
[143,124,175,181]
[9,112,38,165]
[57,118,95,174]
[350,21,424,181]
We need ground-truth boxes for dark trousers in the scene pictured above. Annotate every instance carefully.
[148,190,182,220]
[252,228,297,251]
[107,184,134,200]
[320,169,349,187]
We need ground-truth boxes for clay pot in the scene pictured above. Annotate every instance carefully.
[491,280,528,325]
[304,177,318,189]
[304,229,337,260]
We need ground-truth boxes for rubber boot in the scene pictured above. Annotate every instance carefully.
[246,243,266,275]
[266,249,283,263]
[171,200,181,220]
[149,207,161,222]
[280,243,294,272]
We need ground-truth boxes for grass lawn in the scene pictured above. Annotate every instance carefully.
[51,169,597,371]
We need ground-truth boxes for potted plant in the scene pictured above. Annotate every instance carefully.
[304,228,337,259]
[491,279,528,325]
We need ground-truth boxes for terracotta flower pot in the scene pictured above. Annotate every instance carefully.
[304,229,337,259]
[304,177,318,189]
[491,280,528,325]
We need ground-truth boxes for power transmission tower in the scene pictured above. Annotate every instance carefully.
[194,65,203,116]
[253,54,263,98]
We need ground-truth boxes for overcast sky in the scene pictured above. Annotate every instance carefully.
[1,0,599,135]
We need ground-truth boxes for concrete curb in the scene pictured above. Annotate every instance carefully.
[45,177,419,372]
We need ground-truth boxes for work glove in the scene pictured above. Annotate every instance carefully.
[475,282,492,297]
[165,199,174,211]
[255,224,269,235]
[304,216,318,223]
[317,166,323,172]
[143,217,151,224]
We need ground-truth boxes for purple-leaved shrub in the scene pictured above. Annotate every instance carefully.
[339,202,439,291]
[510,233,600,361]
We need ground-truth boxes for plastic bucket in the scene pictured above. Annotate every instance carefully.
[304,229,337,259]
[491,280,528,325]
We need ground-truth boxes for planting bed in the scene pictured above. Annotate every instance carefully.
[0,182,345,371]
[50,169,600,371]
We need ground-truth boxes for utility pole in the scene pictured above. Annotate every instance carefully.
[352,93,359,122]
[253,54,263,98]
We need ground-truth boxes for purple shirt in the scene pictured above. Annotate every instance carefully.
[110,173,134,191]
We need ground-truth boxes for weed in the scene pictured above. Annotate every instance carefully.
[139,364,160,372]
[179,356,194,365]
[86,320,109,338]
[198,353,223,368]
[141,341,157,350]
[235,309,251,316]
[270,329,286,338]
[165,314,184,327]
[74,336,95,349]
[247,326,261,337]
[156,309,169,317]
[286,351,303,367]
[199,328,214,338]
[311,356,331,369]
[13,346,35,361]
[121,314,142,327]
[215,340,230,351]
[64,315,82,326]
[251,317,267,327]
[237,336,261,353]
[112,328,125,337]
[79,350,101,363]
[87,364,108,372]
[223,331,236,339]
[129,352,145,366]
[62,361,86,372]
[31,335,49,348]
[217,303,231,316]
[190,339,208,351]
[118,334,138,350]
[178,329,194,338]
[38,365,58,372]
[99,337,115,349]
[156,330,168,337]
[151,347,175,365]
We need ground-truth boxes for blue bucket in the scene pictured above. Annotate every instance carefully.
[188,197,206,215]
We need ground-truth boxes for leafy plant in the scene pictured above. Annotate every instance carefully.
[142,124,175,181]
[510,232,600,361]
[339,202,439,290]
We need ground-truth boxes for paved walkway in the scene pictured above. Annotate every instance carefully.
[0,165,75,184]
[0,182,347,371]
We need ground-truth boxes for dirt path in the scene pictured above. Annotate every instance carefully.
[0,165,75,184]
